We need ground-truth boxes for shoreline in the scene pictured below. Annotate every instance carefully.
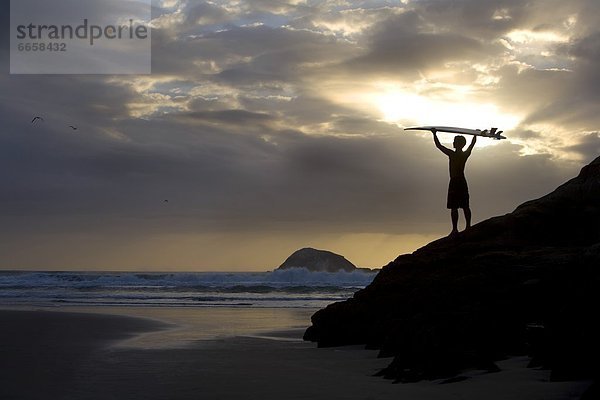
[0,305,318,348]
[0,307,592,400]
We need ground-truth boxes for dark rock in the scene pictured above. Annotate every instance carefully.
[277,248,357,273]
[581,382,598,400]
[440,376,470,384]
[304,155,600,383]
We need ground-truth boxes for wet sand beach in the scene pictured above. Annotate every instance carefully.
[0,308,592,400]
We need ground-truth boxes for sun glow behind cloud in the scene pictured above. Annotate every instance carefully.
[329,81,523,139]
[373,90,521,131]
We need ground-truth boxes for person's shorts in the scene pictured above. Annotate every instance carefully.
[447,177,470,209]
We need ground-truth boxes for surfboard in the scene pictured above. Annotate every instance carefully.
[404,126,506,140]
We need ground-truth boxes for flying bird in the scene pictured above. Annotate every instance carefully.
[164,200,169,203]
[31,116,44,124]
[68,125,78,130]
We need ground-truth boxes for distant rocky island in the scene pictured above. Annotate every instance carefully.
[277,248,372,273]
[304,155,600,396]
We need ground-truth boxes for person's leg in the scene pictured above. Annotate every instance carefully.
[451,208,459,234]
[464,207,472,230]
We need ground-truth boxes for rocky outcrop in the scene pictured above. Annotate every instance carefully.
[304,156,600,384]
[277,248,358,273]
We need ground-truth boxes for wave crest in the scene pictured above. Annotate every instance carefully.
[0,268,376,290]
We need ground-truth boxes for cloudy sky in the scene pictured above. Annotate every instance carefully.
[1,0,599,270]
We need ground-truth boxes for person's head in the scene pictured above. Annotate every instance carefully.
[453,135,466,150]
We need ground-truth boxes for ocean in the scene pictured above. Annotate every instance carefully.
[0,269,377,309]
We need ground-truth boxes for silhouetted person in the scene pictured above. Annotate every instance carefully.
[432,129,476,235]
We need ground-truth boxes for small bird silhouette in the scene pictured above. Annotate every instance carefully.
[164,200,169,203]
[31,116,44,124]
[68,125,78,130]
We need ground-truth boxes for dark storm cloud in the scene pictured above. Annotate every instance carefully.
[565,132,600,160]
[150,21,356,87]
[487,3,600,130]
[496,24,598,129]
[412,0,580,39]
[0,75,137,124]
[329,0,581,79]
[341,11,488,78]
[183,2,231,27]
[238,95,371,128]
[493,65,573,116]
[208,25,355,85]
[509,129,542,140]
[569,31,600,62]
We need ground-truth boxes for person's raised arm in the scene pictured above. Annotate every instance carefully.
[432,129,452,156]
[465,134,477,157]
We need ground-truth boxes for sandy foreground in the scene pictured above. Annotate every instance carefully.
[0,308,591,400]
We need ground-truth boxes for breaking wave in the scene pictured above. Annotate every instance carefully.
[0,268,377,308]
